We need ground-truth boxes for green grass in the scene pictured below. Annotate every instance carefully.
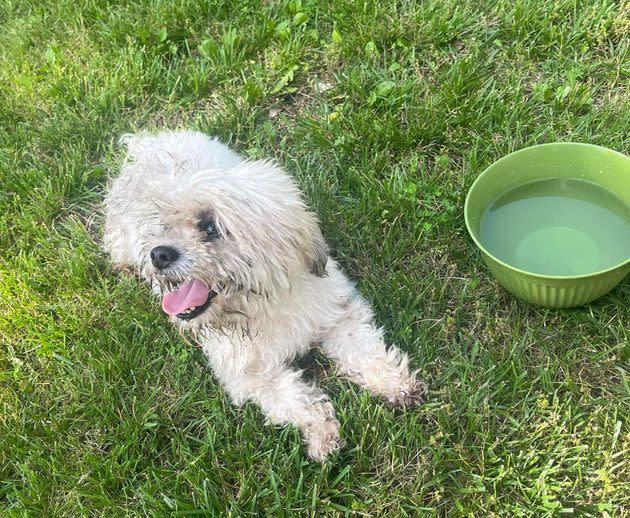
[1,0,629,515]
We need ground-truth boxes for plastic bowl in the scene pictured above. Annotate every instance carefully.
[464,143,630,308]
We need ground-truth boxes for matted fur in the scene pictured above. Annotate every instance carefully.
[103,130,427,460]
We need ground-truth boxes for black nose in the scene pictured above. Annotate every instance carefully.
[150,246,180,270]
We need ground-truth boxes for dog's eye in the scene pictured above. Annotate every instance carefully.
[206,221,218,236]
[198,216,220,240]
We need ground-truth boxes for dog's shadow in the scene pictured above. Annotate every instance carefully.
[290,348,334,384]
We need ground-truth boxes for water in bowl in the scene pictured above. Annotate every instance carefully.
[479,178,630,276]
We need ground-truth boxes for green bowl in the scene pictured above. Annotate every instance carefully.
[464,143,630,308]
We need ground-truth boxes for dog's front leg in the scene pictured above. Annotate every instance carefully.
[321,295,428,405]
[213,362,342,461]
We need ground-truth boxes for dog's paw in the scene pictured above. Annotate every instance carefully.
[386,378,428,407]
[304,411,343,462]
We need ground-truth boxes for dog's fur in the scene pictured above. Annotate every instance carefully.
[103,130,427,460]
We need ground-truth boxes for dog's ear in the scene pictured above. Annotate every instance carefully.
[308,228,328,277]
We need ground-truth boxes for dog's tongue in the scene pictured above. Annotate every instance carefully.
[162,280,210,315]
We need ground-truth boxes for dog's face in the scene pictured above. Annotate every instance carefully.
[103,132,327,330]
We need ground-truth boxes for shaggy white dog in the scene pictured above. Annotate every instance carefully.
[103,130,427,460]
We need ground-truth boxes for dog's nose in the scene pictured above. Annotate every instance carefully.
[150,246,180,270]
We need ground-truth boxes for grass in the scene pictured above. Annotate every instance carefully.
[1,0,629,515]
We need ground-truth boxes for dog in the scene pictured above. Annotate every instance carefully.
[103,130,427,460]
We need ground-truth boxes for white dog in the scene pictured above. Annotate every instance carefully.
[103,130,427,460]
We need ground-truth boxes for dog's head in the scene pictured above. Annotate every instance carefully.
[103,131,327,330]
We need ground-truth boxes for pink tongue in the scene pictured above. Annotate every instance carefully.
[162,280,210,316]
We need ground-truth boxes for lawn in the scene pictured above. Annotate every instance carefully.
[1,0,629,515]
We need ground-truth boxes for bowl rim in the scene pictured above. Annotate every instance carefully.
[464,142,630,280]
